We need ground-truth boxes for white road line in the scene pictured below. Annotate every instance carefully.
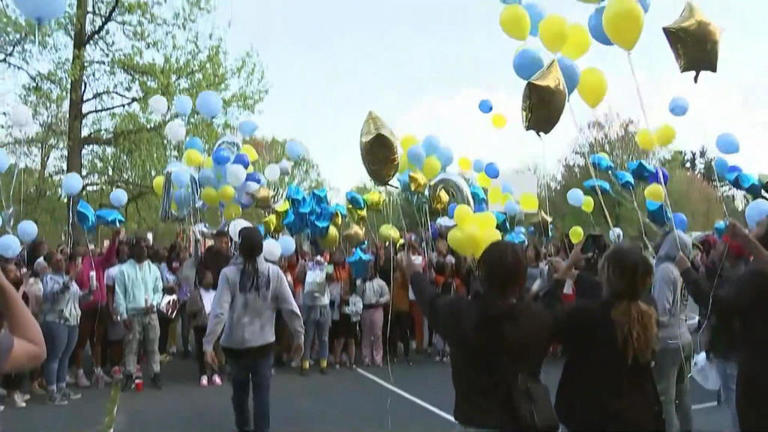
[692,401,719,410]
[355,367,457,424]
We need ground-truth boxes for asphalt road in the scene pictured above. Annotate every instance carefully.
[4,353,731,432]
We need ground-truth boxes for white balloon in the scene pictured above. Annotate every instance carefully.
[228,218,253,241]
[263,238,281,262]
[226,164,247,187]
[278,159,292,176]
[164,119,186,143]
[148,95,168,116]
[10,104,33,128]
[609,227,624,244]
[264,164,280,182]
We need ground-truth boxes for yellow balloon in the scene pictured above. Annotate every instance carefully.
[491,113,507,129]
[453,204,473,227]
[475,212,497,231]
[400,135,419,152]
[488,186,503,205]
[577,67,607,109]
[320,226,340,249]
[644,183,665,203]
[182,149,204,168]
[447,227,474,257]
[458,157,472,172]
[636,128,657,151]
[655,124,676,147]
[603,0,644,51]
[152,175,165,197]
[499,4,530,41]
[203,156,214,169]
[218,185,236,203]
[569,226,585,244]
[581,196,595,213]
[562,23,591,60]
[242,144,259,162]
[519,193,539,213]
[475,228,502,259]
[538,14,569,54]
[223,203,242,220]
[201,186,219,207]
[422,155,442,180]
[476,172,492,189]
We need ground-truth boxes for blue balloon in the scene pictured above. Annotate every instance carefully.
[397,171,410,190]
[745,199,768,230]
[557,56,580,96]
[173,95,193,116]
[716,133,739,154]
[484,162,500,179]
[436,146,454,169]
[0,149,10,174]
[13,0,66,24]
[17,220,38,243]
[173,189,192,209]
[638,0,650,13]
[589,153,614,172]
[447,203,458,219]
[646,200,671,228]
[232,153,250,169]
[472,159,485,173]
[714,157,729,177]
[672,213,688,232]
[62,172,83,196]
[505,232,528,245]
[513,48,545,81]
[501,182,515,195]
[245,172,263,185]
[76,200,96,232]
[504,200,520,216]
[199,169,217,188]
[95,209,125,228]
[407,145,426,169]
[500,0,521,3]
[346,191,365,210]
[195,90,223,119]
[566,188,585,207]
[613,171,635,190]
[0,234,21,259]
[212,147,232,165]
[588,6,614,46]
[714,220,726,238]
[648,167,669,186]
[347,248,373,279]
[669,97,689,117]
[583,178,612,195]
[109,188,128,208]
[184,137,204,153]
[727,165,743,175]
[627,160,655,180]
[285,140,305,160]
[171,168,191,188]
[422,136,441,156]
[478,99,493,114]
[238,120,258,138]
[523,2,545,37]
[278,235,296,257]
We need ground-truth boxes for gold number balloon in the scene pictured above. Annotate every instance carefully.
[360,111,399,186]
[522,59,567,136]
[429,173,474,209]
[663,2,719,83]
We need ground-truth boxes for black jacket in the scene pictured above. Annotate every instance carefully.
[554,298,664,431]
[410,273,553,430]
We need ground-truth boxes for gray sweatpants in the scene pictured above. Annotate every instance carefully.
[124,312,161,376]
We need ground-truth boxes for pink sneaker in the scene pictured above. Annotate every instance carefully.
[199,375,209,387]
[211,374,222,386]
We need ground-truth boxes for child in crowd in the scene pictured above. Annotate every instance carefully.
[187,268,222,387]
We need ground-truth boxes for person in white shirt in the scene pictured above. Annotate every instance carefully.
[300,255,332,375]
[357,264,390,367]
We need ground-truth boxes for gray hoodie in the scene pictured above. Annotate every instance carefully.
[652,231,693,348]
[203,256,304,352]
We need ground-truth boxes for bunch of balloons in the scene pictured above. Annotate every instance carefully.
[399,134,454,182]
[446,204,502,258]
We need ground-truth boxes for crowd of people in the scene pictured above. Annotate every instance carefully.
[0,217,767,432]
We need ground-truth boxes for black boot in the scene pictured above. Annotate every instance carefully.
[151,373,163,390]
[121,374,135,392]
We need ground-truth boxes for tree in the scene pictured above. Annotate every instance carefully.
[1,0,268,241]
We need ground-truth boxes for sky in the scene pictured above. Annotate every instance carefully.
[218,0,768,195]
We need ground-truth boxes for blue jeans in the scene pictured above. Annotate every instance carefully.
[715,358,739,431]
[302,304,330,361]
[225,347,274,432]
[41,321,78,388]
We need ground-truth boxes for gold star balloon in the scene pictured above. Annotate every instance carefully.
[360,111,399,186]
[522,59,567,136]
[663,2,719,83]
[408,171,429,194]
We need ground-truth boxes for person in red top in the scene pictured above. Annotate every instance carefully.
[71,228,122,388]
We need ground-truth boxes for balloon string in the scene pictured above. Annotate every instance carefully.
[711,166,730,221]
[568,104,615,231]
[536,135,551,218]
[631,190,655,253]
[627,52,651,130]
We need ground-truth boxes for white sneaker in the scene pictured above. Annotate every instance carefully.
[76,370,91,388]
[11,392,27,408]
[20,393,30,402]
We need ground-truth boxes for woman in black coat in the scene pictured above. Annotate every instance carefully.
[548,243,664,431]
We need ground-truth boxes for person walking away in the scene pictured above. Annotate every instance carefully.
[548,242,663,431]
[358,263,389,367]
[408,241,556,430]
[114,236,164,391]
[40,252,91,405]
[203,227,304,432]
[652,231,693,432]
[71,229,121,388]
[300,256,332,375]
[187,268,222,387]
[105,242,129,380]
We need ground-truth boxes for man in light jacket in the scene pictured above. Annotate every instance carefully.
[114,235,164,391]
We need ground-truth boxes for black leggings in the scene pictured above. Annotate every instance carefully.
[158,314,175,355]
[390,311,411,359]
[193,326,209,376]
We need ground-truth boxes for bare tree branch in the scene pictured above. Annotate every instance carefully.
[83,89,135,104]
[82,96,140,119]
[85,0,119,46]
